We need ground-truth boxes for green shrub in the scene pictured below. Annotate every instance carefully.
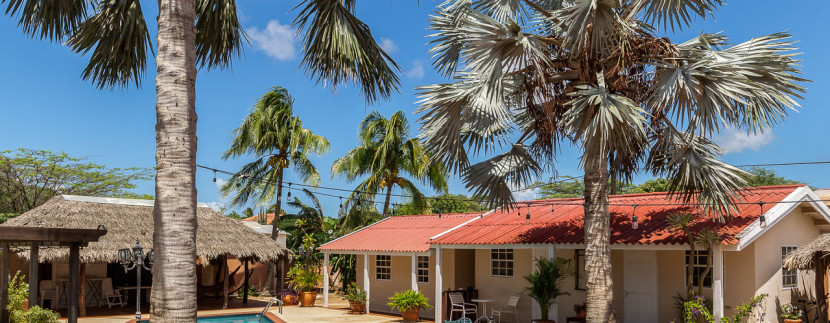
[6,271,59,323]
[387,289,432,312]
[287,263,321,292]
[344,282,368,303]
[680,294,766,323]
[237,286,261,298]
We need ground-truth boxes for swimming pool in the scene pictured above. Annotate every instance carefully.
[138,313,279,323]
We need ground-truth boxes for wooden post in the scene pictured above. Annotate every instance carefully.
[222,255,229,309]
[68,243,80,323]
[28,246,38,308]
[79,263,86,317]
[0,244,10,323]
[816,253,827,323]
[243,259,249,304]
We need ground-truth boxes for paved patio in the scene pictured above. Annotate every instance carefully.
[276,305,434,323]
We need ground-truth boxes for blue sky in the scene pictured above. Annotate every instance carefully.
[2,0,829,216]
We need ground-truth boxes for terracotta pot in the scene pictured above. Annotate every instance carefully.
[282,293,299,306]
[22,299,28,310]
[577,309,587,318]
[784,320,801,323]
[348,301,366,314]
[299,291,317,307]
[401,307,420,322]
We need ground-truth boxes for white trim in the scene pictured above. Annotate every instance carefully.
[712,245,724,321]
[375,255,392,281]
[320,250,431,256]
[490,248,515,278]
[319,217,392,250]
[363,252,370,314]
[781,245,799,289]
[429,211,489,241]
[736,187,830,251]
[411,255,418,291]
[323,253,329,307]
[435,243,733,251]
[435,246,443,323]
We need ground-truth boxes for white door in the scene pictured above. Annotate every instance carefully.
[623,250,658,323]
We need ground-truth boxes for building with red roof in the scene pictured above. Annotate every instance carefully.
[318,185,830,322]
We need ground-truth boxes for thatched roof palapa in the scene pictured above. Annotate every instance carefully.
[3,195,290,264]
[784,233,830,270]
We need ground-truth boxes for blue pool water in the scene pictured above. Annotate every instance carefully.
[140,314,273,323]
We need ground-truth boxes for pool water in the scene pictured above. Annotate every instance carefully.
[140,314,274,323]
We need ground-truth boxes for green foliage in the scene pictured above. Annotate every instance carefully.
[287,262,321,292]
[344,282,368,303]
[0,148,153,214]
[7,271,59,323]
[0,214,19,225]
[681,294,766,323]
[225,211,244,220]
[394,193,487,216]
[636,178,673,193]
[386,289,432,312]
[524,257,573,320]
[743,167,805,187]
[237,286,261,298]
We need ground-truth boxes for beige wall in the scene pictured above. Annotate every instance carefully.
[473,248,534,322]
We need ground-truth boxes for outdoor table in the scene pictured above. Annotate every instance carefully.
[119,285,151,303]
[471,298,495,322]
[56,278,106,308]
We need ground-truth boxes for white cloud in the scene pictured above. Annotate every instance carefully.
[214,177,226,190]
[407,61,425,79]
[248,20,296,61]
[380,38,398,54]
[510,183,538,201]
[714,127,775,154]
[206,201,224,212]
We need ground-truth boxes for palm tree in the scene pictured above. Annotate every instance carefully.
[221,86,329,292]
[280,189,337,249]
[3,0,398,320]
[332,111,448,217]
[416,1,806,321]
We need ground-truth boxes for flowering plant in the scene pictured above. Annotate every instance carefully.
[573,302,587,312]
[781,303,802,320]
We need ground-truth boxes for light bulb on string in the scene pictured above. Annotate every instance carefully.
[758,202,767,228]
[526,203,531,221]
[339,197,343,209]
[631,204,639,229]
[212,171,217,183]
[287,183,292,198]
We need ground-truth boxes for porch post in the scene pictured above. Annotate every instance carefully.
[0,243,9,323]
[363,252,370,314]
[411,254,418,291]
[435,246,443,323]
[243,259,249,304]
[68,243,80,323]
[815,253,827,322]
[713,245,724,321]
[323,253,329,308]
[28,245,38,309]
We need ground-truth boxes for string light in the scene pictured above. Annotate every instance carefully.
[287,183,292,198]
[212,171,217,183]
[631,204,639,230]
[758,202,767,228]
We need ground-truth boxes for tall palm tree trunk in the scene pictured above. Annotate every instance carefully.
[583,146,615,323]
[382,184,393,217]
[267,167,285,294]
[151,0,198,321]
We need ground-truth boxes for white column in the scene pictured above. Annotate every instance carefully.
[364,253,370,314]
[323,253,330,308]
[411,254,418,291]
[713,245,724,321]
[434,247,443,323]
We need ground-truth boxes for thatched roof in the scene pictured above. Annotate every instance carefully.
[3,195,290,263]
[784,233,830,270]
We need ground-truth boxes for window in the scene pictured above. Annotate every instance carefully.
[417,256,429,283]
[491,249,514,277]
[376,255,391,280]
[782,246,798,288]
[574,250,586,290]
[685,250,712,288]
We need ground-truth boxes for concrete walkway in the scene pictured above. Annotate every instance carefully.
[276,305,434,323]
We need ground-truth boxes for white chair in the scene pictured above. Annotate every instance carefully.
[448,292,478,320]
[39,280,57,309]
[491,294,520,323]
[102,278,125,308]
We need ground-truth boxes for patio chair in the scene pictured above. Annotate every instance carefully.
[102,278,125,308]
[491,294,520,323]
[448,292,477,320]
[39,280,57,309]
[445,318,473,323]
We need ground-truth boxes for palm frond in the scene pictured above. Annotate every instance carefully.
[633,0,722,32]
[293,0,401,103]
[2,0,89,41]
[291,153,321,187]
[463,144,541,207]
[473,0,525,22]
[397,177,429,214]
[65,0,152,90]
[561,85,648,157]
[196,0,248,70]
[550,0,623,57]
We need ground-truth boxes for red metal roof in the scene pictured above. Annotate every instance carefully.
[241,213,277,224]
[318,212,482,253]
[432,185,806,246]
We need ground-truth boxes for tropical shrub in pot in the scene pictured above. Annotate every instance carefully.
[387,289,432,322]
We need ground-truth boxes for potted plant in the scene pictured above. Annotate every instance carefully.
[573,302,587,318]
[288,263,322,307]
[524,257,573,323]
[344,282,368,314]
[387,289,432,322]
[781,303,802,323]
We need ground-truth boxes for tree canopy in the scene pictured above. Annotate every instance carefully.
[0,148,152,214]
[394,193,488,215]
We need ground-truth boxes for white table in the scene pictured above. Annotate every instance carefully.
[471,299,495,323]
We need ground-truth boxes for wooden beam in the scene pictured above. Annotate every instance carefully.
[0,244,9,323]
[28,246,38,308]
[79,263,86,317]
[68,243,80,323]
[243,259,249,304]
[817,254,828,323]
[222,255,229,309]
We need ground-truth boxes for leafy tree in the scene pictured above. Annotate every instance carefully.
[332,111,448,216]
[636,178,673,193]
[394,193,487,215]
[225,211,244,220]
[0,149,152,214]
[278,189,337,251]
[416,1,805,320]
[221,86,329,293]
[743,167,804,187]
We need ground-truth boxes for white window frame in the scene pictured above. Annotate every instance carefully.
[376,255,391,281]
[782,245,798,289]
[684,250,712,289]
[417,256,429,283]
[490,249,514,277]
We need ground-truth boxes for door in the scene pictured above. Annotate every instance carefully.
[624,250,658,323]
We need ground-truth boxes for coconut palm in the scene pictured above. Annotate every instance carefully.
[416,1,806,321]
[3,0,397,320]
[332,111,448,217]
[221,86,329,292]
